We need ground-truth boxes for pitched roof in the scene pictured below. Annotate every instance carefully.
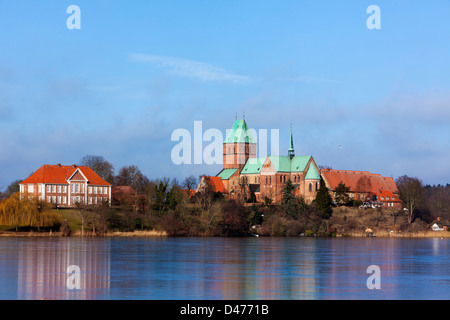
[200,176,228,194]
[241,157,265,174]
[20,164,111,186]
[321,169,398,195]
[224,119,256,144]
[217,168,238,180]
[305,165,321,180]
[267,155,312,173]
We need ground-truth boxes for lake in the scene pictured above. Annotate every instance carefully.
[0,237,448,300]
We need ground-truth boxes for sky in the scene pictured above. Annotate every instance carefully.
[0,0,450,189]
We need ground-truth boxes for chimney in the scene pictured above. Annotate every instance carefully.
[72,164,77,168]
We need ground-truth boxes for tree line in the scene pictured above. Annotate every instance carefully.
[0,155,448,235]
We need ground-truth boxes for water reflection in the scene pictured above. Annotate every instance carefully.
[16,238,110,300]
[0,237,448,300]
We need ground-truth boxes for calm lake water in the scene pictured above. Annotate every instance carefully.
[0,237,448,300]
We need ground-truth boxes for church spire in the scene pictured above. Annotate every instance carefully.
[288,124,295,159]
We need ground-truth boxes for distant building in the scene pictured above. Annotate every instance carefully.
[321,169,402,208]
[197,117,401,206]
[111,186,136,206]
[196,176,228,195]
[199,119,321,203]
[19,164,111,207]
[430,217,449,231]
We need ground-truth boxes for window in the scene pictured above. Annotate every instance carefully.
[38,185,42,193]
[20,185,24,193]
[57,196,61,204]
[316,182,320,191]
[99,186,103,194]
[265,176,268,184]
[47,185,51,193]
[28,185,34,193]
[88,186,92,194]
[63,196,67,204]
[76,183,80,193]
[269,176,271,184]
[280,176,283,183]
[309,183,313,192]
[63,186,67,193]
[94,187,97,194]
[52,185,56,193]
[80,183,84,193]
[71,184,75,193]
[57,185,61,193]
[88,197,92,204]
[52,196,56,203]
[47,196,51,203]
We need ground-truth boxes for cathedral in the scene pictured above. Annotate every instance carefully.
[196,117,402,208]
[198,118,321,203]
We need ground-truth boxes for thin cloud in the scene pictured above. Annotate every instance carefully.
[129,53,251,84]
[278,75,342,84]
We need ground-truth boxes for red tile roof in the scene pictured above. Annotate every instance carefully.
[20,164,111,186]
[321,169,399,196]
[201,176,228,194]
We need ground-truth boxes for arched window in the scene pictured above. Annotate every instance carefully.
[316,182,320,191]
[265,176,268,184]
[309,183,313,192]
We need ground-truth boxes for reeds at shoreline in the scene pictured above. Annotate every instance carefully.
[0,230,449,238]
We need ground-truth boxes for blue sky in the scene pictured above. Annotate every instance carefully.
[1,0,450,189]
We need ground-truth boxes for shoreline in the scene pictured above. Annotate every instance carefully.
[0,230,449,238]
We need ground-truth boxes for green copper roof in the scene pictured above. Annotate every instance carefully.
[268,155,311,172]
[241,158,265,174]
[217,168,238,180]
[288,125,295,153]
[224,119,256,144]
[305,164,321,180]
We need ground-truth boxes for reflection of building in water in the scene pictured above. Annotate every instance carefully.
[17,238,110,300]
[216,239,318,300]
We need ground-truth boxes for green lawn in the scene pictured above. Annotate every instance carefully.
[54,209,82,232]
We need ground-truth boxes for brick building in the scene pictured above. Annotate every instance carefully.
[199,118,401,207]
[321,169,402,208]
[201,119,321,203]
[19,164,112,208]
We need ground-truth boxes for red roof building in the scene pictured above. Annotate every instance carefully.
[19,164,112,208]
[196,176,228,195]
[321,169,402,208]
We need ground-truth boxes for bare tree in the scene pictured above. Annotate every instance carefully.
[80,155,115,184]
[182,175,197,194]
[396,175,426,224]
[6,179,22,197]
[114,165,149,194]
[356,176,372,202]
